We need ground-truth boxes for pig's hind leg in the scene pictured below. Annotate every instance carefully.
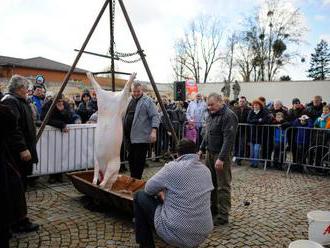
[93,160,100,185]
[99,157,121,190]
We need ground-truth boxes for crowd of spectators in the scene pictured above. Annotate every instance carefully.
[153,94,329,172]
[1,79,329,174]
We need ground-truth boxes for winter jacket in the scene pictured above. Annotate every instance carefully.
[200,105,238,161]
[247,108,272,144]
[232,106,250,123]
[287,105,305,122]
[186,100,207,128]
[128,95,160,144]
[76,101,94,123]
[1,93,38,163]
[41,100,74,130]
[273,122,290,145]
[305,104,323,122]
[314,113,330,129]
[30,95,44,118]
[292,119,313,145]
[0,104,28,231]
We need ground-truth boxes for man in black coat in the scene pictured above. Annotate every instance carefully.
[0,103,39,239]
[1,75,38,190]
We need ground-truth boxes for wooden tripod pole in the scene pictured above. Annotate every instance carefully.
[36,0,109,141]
[117,0,179,145]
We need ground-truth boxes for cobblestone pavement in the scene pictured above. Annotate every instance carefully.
[10,163,330,248]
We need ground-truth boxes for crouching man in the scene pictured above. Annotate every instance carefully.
[133,139,214,248]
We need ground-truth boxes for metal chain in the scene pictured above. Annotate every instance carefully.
[110,0,141,64]
[109,0,116,55]
[118,57,142,63]
[114,51,140,57]
[112,0,115,32]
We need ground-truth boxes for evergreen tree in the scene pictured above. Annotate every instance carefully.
[307,40,330,80]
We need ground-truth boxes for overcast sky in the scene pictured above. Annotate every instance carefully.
[0,0,329,83]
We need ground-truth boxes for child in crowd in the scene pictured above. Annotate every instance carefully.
[312,104,330,168]
[314,104,330,128]
[184,120,197,144]
[272,112,290,170]
[291,115,313,170]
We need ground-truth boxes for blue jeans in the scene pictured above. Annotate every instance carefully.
[134,191,160,247]
[250,143,261,167]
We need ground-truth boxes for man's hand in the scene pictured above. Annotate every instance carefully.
[129,72,137,82]
[158,191,165,202]
[215,159,224,173]
[20,149,32,162]
[150,129,157,143]
[198,150,203,160]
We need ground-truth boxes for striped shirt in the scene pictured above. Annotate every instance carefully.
[145,154,214,248]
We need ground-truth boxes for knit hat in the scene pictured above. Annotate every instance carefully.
[292,98,300,105]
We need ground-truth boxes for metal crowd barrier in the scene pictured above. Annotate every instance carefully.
[34,124,96,176]
[33,121,184,176]
[183,122,330,175]
[284,126,330,174]
[33,121,329,176]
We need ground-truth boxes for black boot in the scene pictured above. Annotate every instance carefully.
[12,218,39,233]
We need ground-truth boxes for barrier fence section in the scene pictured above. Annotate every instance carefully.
[33,121,184,176]
[183,122,330,173]
[234,124,281,170]
[34,124,96,176]
[233,124,330,173]
[284,126,330,173]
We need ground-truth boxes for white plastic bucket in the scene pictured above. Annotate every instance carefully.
[288,240,323,248]
[307,210,330,245]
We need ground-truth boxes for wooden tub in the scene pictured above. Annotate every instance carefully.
[67,170,145,215]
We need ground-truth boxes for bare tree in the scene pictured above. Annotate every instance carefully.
[172,15,223,83]
[224,33,238,82]
[172,40,189,81]
[238,0,307,82]
[236,42,254,82]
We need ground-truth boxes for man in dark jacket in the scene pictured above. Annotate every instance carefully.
[232,96,251,164]
[198,93,238,225]
[287,98,305,122]
[305,95,323,122]
[41,97,72,132]
[1,75,38,190]
[0,102,39,237]
[287,98,305,155]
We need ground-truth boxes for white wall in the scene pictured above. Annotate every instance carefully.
[153,80,330,106]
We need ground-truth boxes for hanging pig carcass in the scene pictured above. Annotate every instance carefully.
[86,72,136,189]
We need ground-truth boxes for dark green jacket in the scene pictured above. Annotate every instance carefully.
[200,105,238,161]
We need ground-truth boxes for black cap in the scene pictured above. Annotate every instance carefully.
[292,98,300,104]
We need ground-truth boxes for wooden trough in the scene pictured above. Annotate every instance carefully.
[67,170,145,215]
